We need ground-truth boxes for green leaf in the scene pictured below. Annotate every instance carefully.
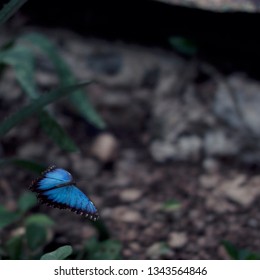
[85,238,122,260]
[18,192,37,213]
[0,46,78,152]
[169,36,197,56]
[0,246,7,259]
[0,81,91,137]
[0,0,27,25]
[0,207,20,229]
[222,240,260,260]
[39,111,79,152]
[6,235,24,260]
[0,158,46,173]
[0,45,38,98]
[91,219,110,240]
[161,199,181,211]
[26,223,47,251]
[20,33,106,129]
[25,214,55,228]
[40,245,72,260]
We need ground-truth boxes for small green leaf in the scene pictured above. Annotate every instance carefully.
[18,192,37,213]
[26,223,47,251]
[0,246,7,259]
[91,219,110,240]
[20,33,105,129]
[222,240,240,259]
[39,111,79,152]
[169,36,197,56]
[222,240,260,260]
[84,237,99,252]
[0,45,38,98]
[0,46,78,151]
[6,235,24,260]
[161,199,181,211]
[0,158,46,173]
[0,0,27,25]
[40,245,73,260]
[25,214,55,228]
[0,82,91,137]
[85,239,122,260]
[0,207,20,229]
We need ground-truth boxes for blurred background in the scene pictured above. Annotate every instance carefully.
[1,0,260,260]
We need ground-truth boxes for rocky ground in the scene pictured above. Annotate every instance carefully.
[156,0,260,12]
[1,28,260,259]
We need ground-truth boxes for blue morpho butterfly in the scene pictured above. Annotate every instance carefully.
[29,165,99,221]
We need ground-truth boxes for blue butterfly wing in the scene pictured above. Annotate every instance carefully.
[29,166,99,221]
[38,185,98,220]
[30,166,72,191]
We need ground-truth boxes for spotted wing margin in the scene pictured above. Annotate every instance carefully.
[29,165,58,192]
[29,165,73,192]
[37,185,99,221]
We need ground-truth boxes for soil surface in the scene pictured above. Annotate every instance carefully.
[1,27,260,259]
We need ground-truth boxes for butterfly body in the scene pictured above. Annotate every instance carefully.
[29,166,99,221]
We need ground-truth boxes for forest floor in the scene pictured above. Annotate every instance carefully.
[1,27,260,259]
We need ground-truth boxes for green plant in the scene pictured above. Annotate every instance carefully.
[0,192,121,260]
[169,36,197,56]
[0,0,27,25]
[0,191,53,259]
[0,0,105,155]
[222,240,260,260]
[0,0,120,260]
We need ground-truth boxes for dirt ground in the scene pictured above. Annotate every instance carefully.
[1,27,260,259]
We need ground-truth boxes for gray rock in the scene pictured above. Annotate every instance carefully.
[87,51,123,76]
[150,140,177,162]
[150,135,202,162]
[176,135,202,160]
[199,174,220,189]
[202,158,220,174]
[214,75,260,136]
[204,130,239,156]
[155,0,259,12]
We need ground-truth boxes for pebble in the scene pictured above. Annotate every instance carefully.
[129,242,141,252]
[202,158,220,174]
[247,218,258,228]
[123,249,132,258]
[176,135,202,160]
[119,189,143,202]
[91,133,119,163]
[218,175,260,207]
[125,229,138,241]
[168,232,188,249]
[149,140,176,163]
[199,174,220,189]
[35,70,59,87]
[206,197,236,213]
[146,242,165,259]
[112,174,131,188]
[112,206,142,223]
